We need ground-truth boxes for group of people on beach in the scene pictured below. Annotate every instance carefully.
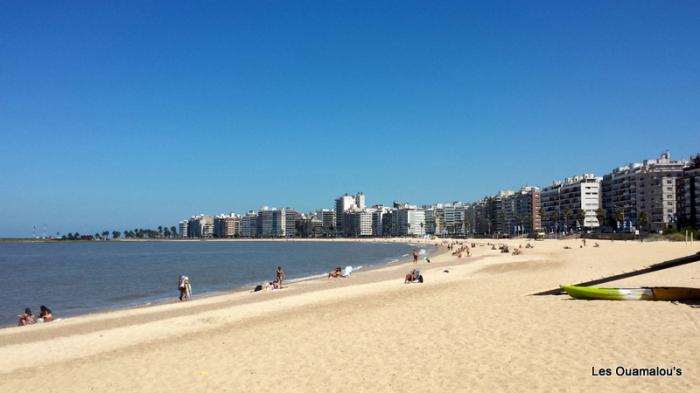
[17,305,53,326]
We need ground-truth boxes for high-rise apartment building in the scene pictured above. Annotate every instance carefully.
[257,207,286,237]
[239,211,258,238]
[602,152,687,231]
[187,215,214,238]
[335,193,363,236]
[178,220,189,238]
[541,174,601,232]
[214,214,240,238]
[284,209,301,237]
[676,155,700,229]
[392,206,426,237]
[344,209,374,237]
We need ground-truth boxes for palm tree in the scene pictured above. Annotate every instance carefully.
[563,208,572,233]
[615,210,624,230]
[170,226,177,238]
[112,231,121,240]
[102,230,109,239]
[638,211,649,232]
[551,211,560,233]
[576,209,586,231]
[158,226,163,237]
[595,208,606,229]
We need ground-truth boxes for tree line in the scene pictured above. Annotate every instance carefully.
[59,226,179,240]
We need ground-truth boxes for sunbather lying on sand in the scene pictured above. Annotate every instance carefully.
[328,267,343,278]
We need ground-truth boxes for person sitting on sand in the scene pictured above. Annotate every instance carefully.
[272,278,282,289]
[594,242,600,248]
[39,305,53,322]
[328,266,343,278]
[512,248,522,256]
[17,308,35,326]
[404,269,423,284]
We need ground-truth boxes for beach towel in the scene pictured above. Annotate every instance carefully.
[342,266,353,277]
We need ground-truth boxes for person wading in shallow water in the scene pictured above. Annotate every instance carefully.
[412,249,419,264]
[276,266,285,288]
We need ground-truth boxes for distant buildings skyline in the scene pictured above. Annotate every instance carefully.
[173,151,699,239]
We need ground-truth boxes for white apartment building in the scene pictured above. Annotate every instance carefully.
[541,174,601,232]
[178,220,188,238]
[344,208,374,237]
[335,193,362,236]
[393,207,426,237]
[602,151,687,231]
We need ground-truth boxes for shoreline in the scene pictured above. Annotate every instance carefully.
[1,239,698,392]
[0,238,440,330]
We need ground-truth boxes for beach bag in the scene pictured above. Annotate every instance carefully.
[254,284,263,292]
[418,275,424,283]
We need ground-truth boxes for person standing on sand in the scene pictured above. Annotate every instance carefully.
[412,249,418,264]
[276,266,285,288]
[178,275,188,301]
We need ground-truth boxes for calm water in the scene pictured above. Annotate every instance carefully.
[0,241,426,327]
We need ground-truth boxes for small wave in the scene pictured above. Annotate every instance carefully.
[402,253,409,257]
[387,259,400,264]
[286,273,328,284]
[108,293,162,302]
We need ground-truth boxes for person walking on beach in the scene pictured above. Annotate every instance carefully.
[276,266,285,288]
[178,275,190,301]
[412,249,419,264]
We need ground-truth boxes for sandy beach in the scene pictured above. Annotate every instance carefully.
[1,238,698,392]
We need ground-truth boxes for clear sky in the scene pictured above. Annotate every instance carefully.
[1,1,699,237]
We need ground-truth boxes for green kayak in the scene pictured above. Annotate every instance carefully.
[560,285,700,301]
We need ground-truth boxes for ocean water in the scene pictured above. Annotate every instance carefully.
[0,240,427,327]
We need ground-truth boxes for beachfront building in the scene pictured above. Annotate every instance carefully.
[381,209,395,237]
[499,187,542,236]
[284,209,301,237]
[187,215,214,238]
[677,155,700,229]
[178,220,189,238]
[239,211,258,238]
[213,214,240,238]
[491,191,515,236]
[391,205,426,237]
[602,151,688,232]
[541,174,601,233]
[540,182,562,233]
[344,208,375,237]
[257,207,286,237]
[559,174,601,230]
[335,193,360,236]
[442,203,468,236]
[355,192,366,209]
[465,198,494,236]
[371,206,391,237]
[297,214,324,237]
[317,209,336,236]
[424,207,438,236]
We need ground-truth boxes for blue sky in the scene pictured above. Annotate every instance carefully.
[1,1,699,237]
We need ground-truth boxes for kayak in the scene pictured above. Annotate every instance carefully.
[560,285,700,301]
